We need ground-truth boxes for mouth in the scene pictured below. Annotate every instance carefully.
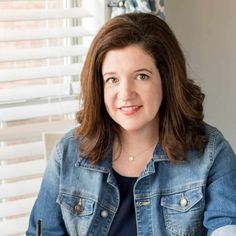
[119,105,142,115]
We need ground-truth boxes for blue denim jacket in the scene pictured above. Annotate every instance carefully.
[26,124,236,236]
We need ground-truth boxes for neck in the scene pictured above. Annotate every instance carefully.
[119,126,159,155]
[112,127,159,176]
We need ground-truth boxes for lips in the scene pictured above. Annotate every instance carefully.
[119,105,141,115]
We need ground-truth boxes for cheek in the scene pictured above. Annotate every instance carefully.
[153,81,163,103]
[104,88,113,111]
[146,86,163,111]
[103,88,109,105]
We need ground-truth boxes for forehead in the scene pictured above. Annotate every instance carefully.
[102,44,156,72]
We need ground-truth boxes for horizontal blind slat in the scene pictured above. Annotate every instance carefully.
[0,26,91,41]
[0,178,42,199]
[0,120,75,142]
[0,63,83,81]
[0,7,91,21]
[0,45,88,62]
[0,100,79,122]
[0,82,80,102]
[0,216,29,235]
[0,159,46,180]
[0,197,36,218]
[0,142,44,160]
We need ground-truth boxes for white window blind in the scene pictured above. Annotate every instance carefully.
[0,1,106,235]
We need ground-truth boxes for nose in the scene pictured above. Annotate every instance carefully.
[117,79,135,101]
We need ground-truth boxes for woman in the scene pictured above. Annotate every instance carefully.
[26,13,236,236]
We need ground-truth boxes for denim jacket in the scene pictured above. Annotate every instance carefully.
[26,124,236,236]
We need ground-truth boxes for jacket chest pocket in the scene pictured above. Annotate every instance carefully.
[161,187,206,236]
[57,193,95,236]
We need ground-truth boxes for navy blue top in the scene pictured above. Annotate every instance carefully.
[108,169,138,236]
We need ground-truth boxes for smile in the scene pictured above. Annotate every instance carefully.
[119,105,141,115]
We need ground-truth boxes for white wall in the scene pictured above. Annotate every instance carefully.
[165,0,236,151]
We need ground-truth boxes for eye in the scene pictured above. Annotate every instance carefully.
[104,77,119,84]
[136,74,150,81]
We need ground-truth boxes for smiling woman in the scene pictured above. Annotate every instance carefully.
[26,13,236,236]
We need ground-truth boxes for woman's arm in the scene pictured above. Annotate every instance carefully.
[204,132,236,236]
[26,142,68,235]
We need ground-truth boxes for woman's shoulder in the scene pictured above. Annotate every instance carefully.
[203,122,221,137]
[52,128,81,162]
[55,128,110,169]
[203,122,227,147]
[60,127,77,141]
[203,122,236,164]
[58,127,79,146]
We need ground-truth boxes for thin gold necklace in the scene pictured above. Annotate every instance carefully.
[122,140,158,161]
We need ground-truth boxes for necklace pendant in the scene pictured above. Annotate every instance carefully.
[128,156,134,161]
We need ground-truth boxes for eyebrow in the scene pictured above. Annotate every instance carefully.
[103,68,153,77]
[134,68,153,74]
[102,72,116,77]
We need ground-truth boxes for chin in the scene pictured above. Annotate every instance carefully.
[119,123,146,132]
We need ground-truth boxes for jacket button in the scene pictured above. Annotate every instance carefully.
[180,197,188,207]
[100,210,108,218]
[74,199,83,213]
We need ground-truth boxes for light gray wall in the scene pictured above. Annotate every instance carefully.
[165,0,236,151]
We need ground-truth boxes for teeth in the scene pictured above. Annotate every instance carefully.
[120,106,139,111]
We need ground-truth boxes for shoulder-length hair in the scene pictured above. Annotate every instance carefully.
[76,13,208,163]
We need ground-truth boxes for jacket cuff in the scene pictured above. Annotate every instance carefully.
[212,225,236,236]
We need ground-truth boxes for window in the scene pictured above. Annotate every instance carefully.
[0,1,107,235]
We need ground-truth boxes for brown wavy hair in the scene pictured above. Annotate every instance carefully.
[76,13,208,163]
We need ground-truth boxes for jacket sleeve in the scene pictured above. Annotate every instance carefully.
[204,131,236,236]
[26,141,68,235]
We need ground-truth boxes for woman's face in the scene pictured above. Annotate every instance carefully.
[102,44,163,134]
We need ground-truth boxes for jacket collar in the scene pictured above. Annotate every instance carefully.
[75,147,113,173]
[75,143,169,173]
